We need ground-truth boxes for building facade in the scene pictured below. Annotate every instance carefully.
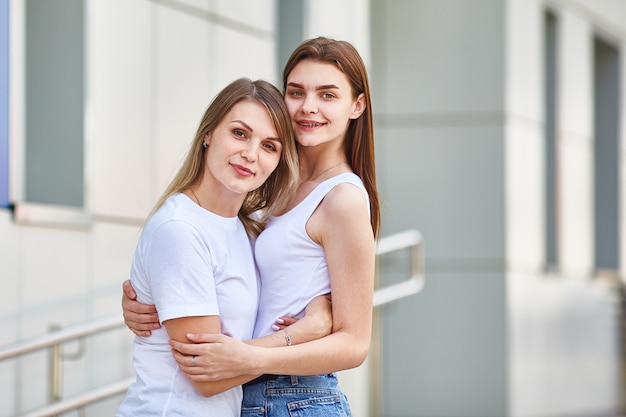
[0,0,623,416]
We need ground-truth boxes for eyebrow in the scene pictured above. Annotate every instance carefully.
[232,120,253,131]
[287,82,340,91]
[231,120,281,143]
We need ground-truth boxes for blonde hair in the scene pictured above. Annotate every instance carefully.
[150,78,299,237]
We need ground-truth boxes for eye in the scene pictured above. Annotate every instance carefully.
[262,142,278,152]
[321,92,336,99]
[288,89,304,97]
[233,129,247,138]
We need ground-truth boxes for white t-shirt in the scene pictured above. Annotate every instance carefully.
[117,193,258,417]
[253,173,369,338]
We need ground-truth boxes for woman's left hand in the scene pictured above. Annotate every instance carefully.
[170,333,256,381]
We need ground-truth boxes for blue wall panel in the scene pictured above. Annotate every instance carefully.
[0,0,8,208]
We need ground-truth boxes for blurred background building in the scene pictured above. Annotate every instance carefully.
[0,0,624,416]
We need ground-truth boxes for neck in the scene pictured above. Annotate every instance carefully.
[298,146,347,179]
[302,161,347,183]
[187,184,244,218]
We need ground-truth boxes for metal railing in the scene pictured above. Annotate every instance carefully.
[373,229,425,306]
[369,229,424,416]
[0,229,425,417]
[0,315,132,417]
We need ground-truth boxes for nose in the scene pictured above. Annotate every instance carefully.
[301,96,318,114]
[240,144,258,162]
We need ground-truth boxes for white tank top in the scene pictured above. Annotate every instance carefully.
[253,173,369,338]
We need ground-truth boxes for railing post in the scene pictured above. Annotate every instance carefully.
[411,234,423,279]
[48,325,62,406]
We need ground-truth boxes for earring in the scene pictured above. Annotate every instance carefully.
[202,142,208,149]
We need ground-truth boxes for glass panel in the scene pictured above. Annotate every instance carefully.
[544,11,558,269]
[25,0,84,207]
[276,0,304,83]
[593,37,620,271]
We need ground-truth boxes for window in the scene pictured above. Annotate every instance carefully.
[25,0,84,208]
[544,11,559,270]
[276,0,304,81]
[593,36,620,273]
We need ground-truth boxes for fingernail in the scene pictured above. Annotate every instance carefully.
[153,324,161,329]
[275,318,285,324]
[271,324,280,331]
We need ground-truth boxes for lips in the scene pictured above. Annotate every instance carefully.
[231,163,254,177]
[297,120,325,128]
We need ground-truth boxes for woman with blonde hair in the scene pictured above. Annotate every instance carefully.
[116,78,331,417]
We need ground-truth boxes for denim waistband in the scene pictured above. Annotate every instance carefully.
[243,373,337,388]
[243,374,282,387]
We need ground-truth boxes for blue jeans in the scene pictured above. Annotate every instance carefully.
[241,374,353,417]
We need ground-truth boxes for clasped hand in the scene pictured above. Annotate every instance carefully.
[170,333,251,381]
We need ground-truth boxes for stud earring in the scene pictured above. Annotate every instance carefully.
[202,142,208,149]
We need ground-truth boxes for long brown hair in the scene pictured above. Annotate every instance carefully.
[282,37,380,238]
[150,78,299,237]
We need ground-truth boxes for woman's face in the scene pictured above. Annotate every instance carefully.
[204,100,283,197]
[284,59,365,148]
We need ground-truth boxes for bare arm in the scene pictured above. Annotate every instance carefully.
[170,294,333,380]
[121,279,260,394]
[122,281,333,383]
[163,315,261,396]
[171,184,374,381]
[121,280,329,340]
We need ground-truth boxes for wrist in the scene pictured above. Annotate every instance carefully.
[247,345,267,375]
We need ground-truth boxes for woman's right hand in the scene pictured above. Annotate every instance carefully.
[121,280,161,336]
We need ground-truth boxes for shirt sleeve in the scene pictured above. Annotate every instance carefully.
[143,219,219,323]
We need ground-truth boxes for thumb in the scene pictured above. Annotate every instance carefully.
[122,280,136,299]
[186,332,224,343]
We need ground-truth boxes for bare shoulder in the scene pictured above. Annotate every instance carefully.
[319,182,369,216]
[307,182,371,245]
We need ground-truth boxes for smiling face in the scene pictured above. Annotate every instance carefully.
[203,100,283,198]
[284,59,365,149]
